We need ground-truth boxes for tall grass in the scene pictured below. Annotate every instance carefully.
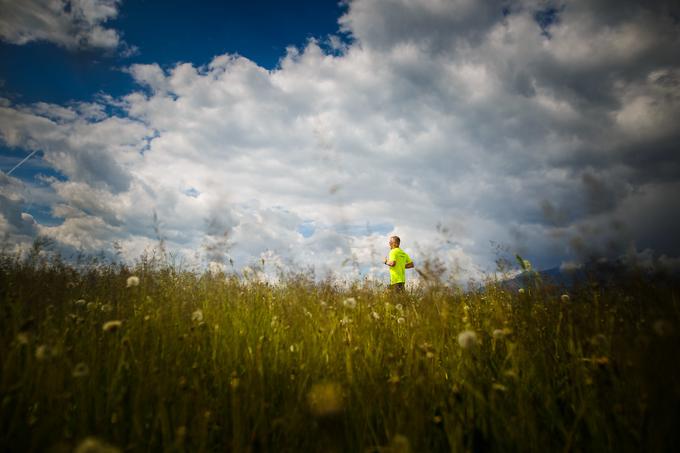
[1,249,679,452]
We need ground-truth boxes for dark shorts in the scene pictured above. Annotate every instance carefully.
[390,282,405,292]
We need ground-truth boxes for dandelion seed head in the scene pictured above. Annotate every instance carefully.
[75,299,87,306]
[340,316,352,326]
[230,372,240,389]
[16,332,29,345]
[395,303,403,312]
[72,362,90,378]
[191,309,204,322]
[102,320,122,333]
[74,436,121,453]
[307,382,344,417]
[518,288,525,295]
[126,276,140,288]
[493,328,511,340]
[397,317,406,325]
[458,330,478,349]
[560,294,570,303]
[86,302,97,311]
[175,426,187,442]
[100,304,113,313]
[343,297,357,309]
[653,319,674,337]
[390,434,411,453]
[35,344,48,361]
[371,311,380,320]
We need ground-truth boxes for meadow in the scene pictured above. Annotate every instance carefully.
[1,248,679,452]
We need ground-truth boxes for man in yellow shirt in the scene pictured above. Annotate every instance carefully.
[384,235,414,292]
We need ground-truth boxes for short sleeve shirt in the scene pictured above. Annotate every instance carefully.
[388,247,412,284]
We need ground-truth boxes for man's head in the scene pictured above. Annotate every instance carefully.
[389,236,400,249]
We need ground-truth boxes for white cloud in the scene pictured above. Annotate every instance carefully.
[1,0,680,282]
[0,0,128,52]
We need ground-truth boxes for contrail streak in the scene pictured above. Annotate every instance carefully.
[6,149,39,176]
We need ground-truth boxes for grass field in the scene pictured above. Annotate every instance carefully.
[1,249,679,452]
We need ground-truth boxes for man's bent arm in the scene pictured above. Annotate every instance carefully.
[405,262,414,269]
[384,259,396,267]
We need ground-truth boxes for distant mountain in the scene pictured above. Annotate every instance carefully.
[502,259,679,290]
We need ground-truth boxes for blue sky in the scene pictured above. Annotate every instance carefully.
[1,0,680,282]
[1,0,348,235]
[0,0,346,104]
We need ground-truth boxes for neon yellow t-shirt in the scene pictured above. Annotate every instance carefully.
[388,247,412,284]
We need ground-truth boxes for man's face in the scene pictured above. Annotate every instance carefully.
[389,238,396,248]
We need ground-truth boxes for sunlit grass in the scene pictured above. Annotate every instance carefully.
[1,250,678,451]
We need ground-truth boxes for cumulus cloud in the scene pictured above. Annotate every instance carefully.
[1,0,680,281]
[0,0,132,52]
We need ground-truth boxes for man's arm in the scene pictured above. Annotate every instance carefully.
[405,261,414,269]
[384,258,396,267]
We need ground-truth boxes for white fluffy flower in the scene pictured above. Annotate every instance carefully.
[192,309,204,322]
[457,330,478,349]
[126,276,140,288]
[72,362,90,378]
[343,297,357,309]
[492,328,510,340]
[102,320,122,333]
[35,344,49,361]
